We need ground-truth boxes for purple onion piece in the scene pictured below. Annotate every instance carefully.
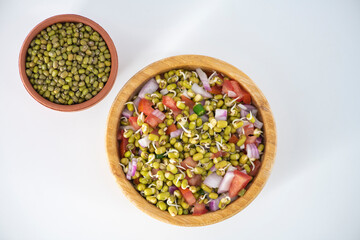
[218,171,235,194]
[133,97,141,108]
[196,68,211,91]
[204,172,223,188]
[170,129,183,139]
[138,78,158,98]
[152,109,166,121]
[215,109,227,121]
[192,83,213,99]
[122,108,133,118]
[169,185,178,195]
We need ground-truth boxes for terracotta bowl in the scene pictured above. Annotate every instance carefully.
[106,55,276,226]
[19,14,118,111]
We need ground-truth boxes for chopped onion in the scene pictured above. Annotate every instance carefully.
[151,109,165,121]
[170,129,183,139]
[253,116,263,129]
[138,78,158,98]
[126,158,137,180]
[204,172,223,188]
[133,97,141,108]
[160,88,169,95]
[122,108,133,118]
[244,105,258,116]
[169,185,178,195]
[218,171,235,194]
[182,90,190,99]
[240,109,249,118]
[192,83,213,99]
[227,165,237,172]
[228,91,237,97]
[119,125,135,130]
[208,198,221,212]
[138,135,151,148]
[246,143,260,159]
[210,165,216,172]
[196,68,211,91]
[200,114,209,123]
[215,109,227,121]
[255,137,262,145]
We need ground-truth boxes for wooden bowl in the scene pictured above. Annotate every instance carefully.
[106,55,276,226]
[18,14,118,111]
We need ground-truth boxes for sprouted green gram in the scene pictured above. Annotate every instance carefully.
[118,69,264,216]
[25,22,111,105]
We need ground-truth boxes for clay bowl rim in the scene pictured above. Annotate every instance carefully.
[18,14,118,112]
[106,55,276,227]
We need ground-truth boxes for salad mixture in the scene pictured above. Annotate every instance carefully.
[118,68,264,216]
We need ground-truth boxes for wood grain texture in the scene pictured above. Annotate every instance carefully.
[106,55,276,226]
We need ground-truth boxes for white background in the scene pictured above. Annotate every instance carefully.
[0,0,359,239]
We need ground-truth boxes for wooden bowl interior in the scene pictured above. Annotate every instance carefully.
[106,55,276,226]
[19,14,118,111]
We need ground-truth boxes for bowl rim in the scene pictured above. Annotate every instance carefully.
[106,55,276,226]
[18,14,118,112]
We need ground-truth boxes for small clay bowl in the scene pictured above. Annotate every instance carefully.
[106,55,276,226]
[19,14,118,111]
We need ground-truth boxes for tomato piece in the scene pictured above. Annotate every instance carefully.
[145,113,162,128]
[210,151,226,159]
[228,170,252,198]
[193,203,208,216]
[117,129,123,140]
[222,79,234,94]
[162,95,179,111]
[166,124,177,135]
[180,157,197,169]
[181,95,195,109]
[118,130,128,158]
[187,174,202,186]
[129,116,141,130]
[208,85,222,94]
[151,128,160,136]
[179,188,196,205]
[249,160,261,177]
[243,124,254,137]
[245,135,257,145]
[229,135,239,144]
[230,81,251,104]
[138,99,154,116]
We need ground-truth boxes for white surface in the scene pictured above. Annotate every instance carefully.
[0,0,359,239]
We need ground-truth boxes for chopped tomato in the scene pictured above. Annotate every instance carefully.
[179,187,196,205]
[166,124,177,135]
[117,129,123,140]
[180,157,197,169]
[229,135,239,144]
[230,81,251,104]
[118,130,128,158]
[228,170,252,198]
[245,135,257,145]
[222,79,234,94]
[145,113,162,128]
[243,124,254,137]
[193,203,208,216]
[208,85,222,94]
[162,96,181,116]
[249,160,261,177]
[187,174,202,186]
[181,95,195,109]
[151,128,159,136]
[211,151,226,159]
[138,99,154,115]
[129,116,141,130]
